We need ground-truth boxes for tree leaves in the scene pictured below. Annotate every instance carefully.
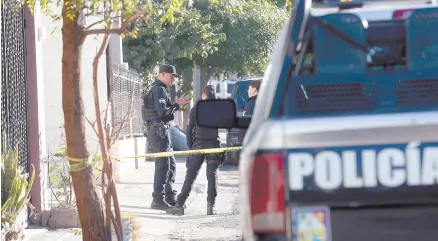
[123,0,288,96]
[202,0,289,76]
[123,1,224,76]
[124,0,288,78]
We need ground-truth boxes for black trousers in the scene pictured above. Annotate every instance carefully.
[177,139,221,206]
[147,124,176,200]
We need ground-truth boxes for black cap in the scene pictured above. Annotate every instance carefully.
[159,64,180,77]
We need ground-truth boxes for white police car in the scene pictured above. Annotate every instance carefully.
[196,0,438,240]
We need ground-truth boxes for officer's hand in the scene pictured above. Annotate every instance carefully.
[175,94,188,106]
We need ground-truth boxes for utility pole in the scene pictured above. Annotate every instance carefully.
[174,79,183,128]
[192,62,201,105]
[108,13,123,66]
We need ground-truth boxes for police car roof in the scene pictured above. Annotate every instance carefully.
[311,0,436,19]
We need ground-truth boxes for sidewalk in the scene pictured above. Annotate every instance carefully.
[114,156,239,240]
[24,156,239,240]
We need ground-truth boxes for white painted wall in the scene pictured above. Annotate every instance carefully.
[40,8,108,155]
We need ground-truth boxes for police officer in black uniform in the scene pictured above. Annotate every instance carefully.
[144,64,187,210]
[166,85,224,216]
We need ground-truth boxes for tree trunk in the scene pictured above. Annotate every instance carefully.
[199,65,208,92]
[182,109,189,133]
[199,65,214,93]
[61,9,106,241]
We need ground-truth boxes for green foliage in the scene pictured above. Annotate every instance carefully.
[1,141,35,240]
[200,0,289,76]
[73,229,83,236]
[269,0,293,9]
[26,0,154,22]
[123,0,225,85]
[16,0,181,42]
[124,0,289,95]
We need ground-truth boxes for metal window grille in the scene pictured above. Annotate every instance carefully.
[111,64,144,138]
[1,1,29,171]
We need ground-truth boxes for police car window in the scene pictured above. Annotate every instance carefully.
[297,15,417,74]
[278,11,438,118]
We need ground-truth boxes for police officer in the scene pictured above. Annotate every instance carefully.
[144,64,188,210]
[238,80,261,143]
[166,85,224,216]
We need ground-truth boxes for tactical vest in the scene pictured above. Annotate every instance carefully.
[143,82,161,122]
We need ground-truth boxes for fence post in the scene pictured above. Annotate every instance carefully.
[129,116,133,139]
[134,137,138,169]
[129,116,138,169]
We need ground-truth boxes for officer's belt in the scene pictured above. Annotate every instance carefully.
[193,138,219,141]
[146,120,169,127]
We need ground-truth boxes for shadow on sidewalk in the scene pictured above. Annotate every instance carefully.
[117,182,185,185]
[218,182,239,188]
[144,155,188,164]
[219,165,238,172]
[122,210,236,221]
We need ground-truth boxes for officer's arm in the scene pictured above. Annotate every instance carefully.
[186,108,195,148]
[152,86,180,118]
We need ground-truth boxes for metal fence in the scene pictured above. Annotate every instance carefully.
[111,64,144,138]
[1,2,29,170]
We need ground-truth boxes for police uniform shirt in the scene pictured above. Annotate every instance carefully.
[144,80,180,122]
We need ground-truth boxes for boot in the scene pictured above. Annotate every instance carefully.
[150,198,172,211]
[165,197,176,207]
[207,202,217,215]
[165,191,177,207]
[166,203,185,216]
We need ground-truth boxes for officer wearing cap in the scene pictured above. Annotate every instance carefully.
[144,64,188,210]
[166,85,225,216]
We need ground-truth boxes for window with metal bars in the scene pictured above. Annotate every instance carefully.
[1,2,29,171]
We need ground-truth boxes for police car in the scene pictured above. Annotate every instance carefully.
[196,0,438,240]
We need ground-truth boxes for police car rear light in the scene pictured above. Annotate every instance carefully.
[393,9,414,19]
[250,153,286,234]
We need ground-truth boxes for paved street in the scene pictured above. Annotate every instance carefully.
[24,155,241,241]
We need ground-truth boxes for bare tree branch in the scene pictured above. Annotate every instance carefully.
[111,212,122,240]
[91,32,115,238]
[82,11,148,36]
[103,70,117,130]
[85,117,100,137]
[85,9,149,240]
[85,15,122,30]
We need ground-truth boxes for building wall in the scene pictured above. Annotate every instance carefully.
[25,3,51,222]
[40,8,108,156]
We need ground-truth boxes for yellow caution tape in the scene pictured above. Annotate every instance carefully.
[69,160,91,172]
[121,146,242,159]
[68,156,92,172]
